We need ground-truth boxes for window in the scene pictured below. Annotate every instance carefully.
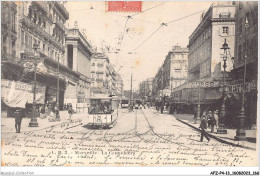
[223,27,229,34]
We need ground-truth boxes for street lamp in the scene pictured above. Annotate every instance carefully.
[217,38,230,134]
[29,43,40,127]
[235,17,249,141]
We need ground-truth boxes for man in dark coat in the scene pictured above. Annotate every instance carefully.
[14,108,23,133]
[199,115,210,142]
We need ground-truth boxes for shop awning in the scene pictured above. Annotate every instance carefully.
[1,80,45,108]
[2,89,45,108]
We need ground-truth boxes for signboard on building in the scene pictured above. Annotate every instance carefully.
[227,81,257,93]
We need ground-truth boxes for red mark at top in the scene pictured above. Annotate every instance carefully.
[107,1,142,12]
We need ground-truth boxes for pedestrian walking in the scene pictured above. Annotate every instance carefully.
[68,105,74,119]
[14,108,23,133]
[208,111,216,133]
[213,110,219,129]
[199,115,210,142]
[160,102,164,114]
[193,106,198,119]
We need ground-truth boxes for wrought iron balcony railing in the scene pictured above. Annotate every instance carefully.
[20,16,65,52]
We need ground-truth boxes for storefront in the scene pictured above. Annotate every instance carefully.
[1,79,45,117]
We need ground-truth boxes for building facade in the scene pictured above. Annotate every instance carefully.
[90,53,111,95]
[17,1,71,111]
[1,2,91,116]
[232,1,258,128]
[139,78,153,99]
[183,2,236,105]
[65,27,93,107]
[152,45,188,98]
[115,73,124,98]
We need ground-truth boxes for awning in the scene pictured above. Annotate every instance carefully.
[1,80,45,108]
[2,89,45,108]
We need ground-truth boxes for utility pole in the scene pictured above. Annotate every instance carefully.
[129,72,133,112]
[161,67,164,114]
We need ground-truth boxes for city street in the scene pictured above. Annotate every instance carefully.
[1,108,257,166]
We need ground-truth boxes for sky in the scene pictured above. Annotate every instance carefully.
[64,1,214,90]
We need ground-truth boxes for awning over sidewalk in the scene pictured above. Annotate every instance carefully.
[1,79,45,108]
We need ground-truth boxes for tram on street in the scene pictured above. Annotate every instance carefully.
[88,95,118,128]
[121,99,129,108]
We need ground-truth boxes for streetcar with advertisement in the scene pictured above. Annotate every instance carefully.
[88,94,118,128]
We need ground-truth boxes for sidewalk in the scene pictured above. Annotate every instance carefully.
[173,113,257,150]
[1,111,88,133]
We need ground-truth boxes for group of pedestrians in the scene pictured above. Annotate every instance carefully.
[199,109,219,142]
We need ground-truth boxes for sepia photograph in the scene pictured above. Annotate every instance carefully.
[0,0,259,175]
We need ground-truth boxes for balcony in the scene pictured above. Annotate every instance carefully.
[20,16,65,52]
[54,2,69,20]
[2,52,19,64]
[33,2,48,14]
[53,18,65,31]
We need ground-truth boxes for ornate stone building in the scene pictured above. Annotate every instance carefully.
[65,27,93,107]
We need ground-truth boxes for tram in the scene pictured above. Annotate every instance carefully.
[121,99,129,108]
[88,95,118,128]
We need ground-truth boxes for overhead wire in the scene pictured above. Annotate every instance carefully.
[131,1,231,52]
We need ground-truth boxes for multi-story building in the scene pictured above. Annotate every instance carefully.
[1,2,17,64]
[170,2,236,114]
[186,3,235,103]
[1,2,93,116]
[115,73,124,98]
[152,45,188,98]
[232,1,258,128]
[167,46,188,89]
[139,78,153,98]
[90,53,110,95]
[16,2,71,112]
[188,2,235,82]
[65,27,93,107]
[1,2,20,117]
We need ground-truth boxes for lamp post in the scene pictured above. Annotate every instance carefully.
[235,17,249,141]
[195,58,201,124]
[217,38,229,134]
[55,55,60,121]
[29,43,40,127]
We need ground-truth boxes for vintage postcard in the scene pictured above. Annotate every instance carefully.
[1,0,259,174]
